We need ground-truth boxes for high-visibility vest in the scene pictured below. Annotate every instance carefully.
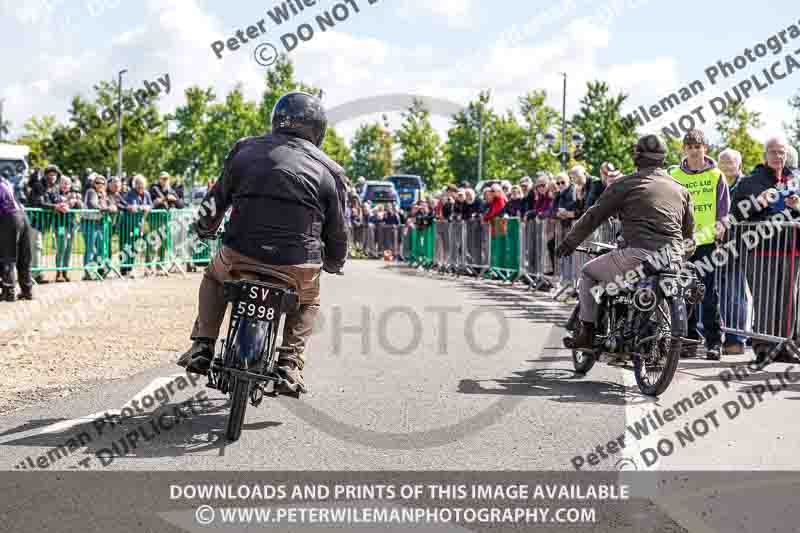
[668,165,721,246]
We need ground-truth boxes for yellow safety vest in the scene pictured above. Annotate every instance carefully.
[668,165,721,246]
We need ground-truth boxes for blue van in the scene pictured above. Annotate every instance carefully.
[386,175,424,210]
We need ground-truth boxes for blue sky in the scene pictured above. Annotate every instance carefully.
[1,0,797,146]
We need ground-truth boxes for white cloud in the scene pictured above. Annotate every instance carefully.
[396,0,475,29]
[2,0,55,25]
[748,94,795,144]
[112,26,147,46]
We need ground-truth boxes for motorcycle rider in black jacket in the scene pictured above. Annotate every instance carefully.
[177,91,349,395]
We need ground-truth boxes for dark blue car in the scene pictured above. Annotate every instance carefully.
[386,175,424,210]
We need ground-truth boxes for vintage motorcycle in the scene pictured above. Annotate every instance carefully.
[564,241,704,396]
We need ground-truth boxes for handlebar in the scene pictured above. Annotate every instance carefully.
[573,241,617,256]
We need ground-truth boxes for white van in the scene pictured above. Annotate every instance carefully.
[0,143,30,203]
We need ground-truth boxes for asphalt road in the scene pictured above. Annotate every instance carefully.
[2,260,800,532]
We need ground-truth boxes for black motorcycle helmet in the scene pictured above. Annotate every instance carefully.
[271,91,327,147]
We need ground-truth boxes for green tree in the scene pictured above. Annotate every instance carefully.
[395,98,446,188]
[788,90,800,151]
[15,115,57,168]
[571,81,638,175]
[663,135,684,169]
[201,84,261,180]
[444,90,496,185]
[715,101,764,174]
[517,90,561,176]
[42,79,165,177]
[165,86,216,181]
[322,127,351,169]
[348,116,393,179]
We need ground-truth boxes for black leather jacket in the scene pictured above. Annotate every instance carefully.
[197,132,348,269]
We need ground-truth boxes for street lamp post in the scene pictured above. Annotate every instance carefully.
[543,73,584,171]
[477,89,491,183]
[117,69,127,179]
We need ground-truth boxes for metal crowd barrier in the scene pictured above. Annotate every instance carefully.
[346,222,403,260]
[25,207,222,280]
[402,215,621,298]
[519,217,555,290]
[464,218,491,276]
[716,222,800,353]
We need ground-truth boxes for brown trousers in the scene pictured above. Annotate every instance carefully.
[191,245,321,369]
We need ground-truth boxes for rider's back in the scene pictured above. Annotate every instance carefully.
[220,132,348,267]
[612,167,693,252]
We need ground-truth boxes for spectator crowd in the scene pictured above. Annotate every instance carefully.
[0,166,202,301]
[4,131,800,367]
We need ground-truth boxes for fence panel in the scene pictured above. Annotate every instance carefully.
[464,218,490,273]
[717,222,800,344]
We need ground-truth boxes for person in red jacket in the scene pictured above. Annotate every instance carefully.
[482,184,507,224]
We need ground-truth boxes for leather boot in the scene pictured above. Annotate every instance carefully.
[177,338,215,375]
[563,321,595,350]
[275,356,307,395]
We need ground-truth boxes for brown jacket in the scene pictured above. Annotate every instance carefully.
[562,166,694,254]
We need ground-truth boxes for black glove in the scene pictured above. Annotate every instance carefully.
[555,241,573,258]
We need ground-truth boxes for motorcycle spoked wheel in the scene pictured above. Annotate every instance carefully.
[633,301,681,396]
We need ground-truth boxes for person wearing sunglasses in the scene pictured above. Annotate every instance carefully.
[557,134,694,350]
[550,173,577,227]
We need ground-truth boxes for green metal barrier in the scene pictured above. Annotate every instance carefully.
[411,223,435,268]
[110,209,172,276]
[25,207,211,280]
[402,227,415,263]
[488,217,520,280]
[26,208,114,279]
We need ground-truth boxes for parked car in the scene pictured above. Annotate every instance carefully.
[386,174,424,210]
[361,181,399,206]
[0,143,30,203]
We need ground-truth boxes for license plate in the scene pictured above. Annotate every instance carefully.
[233,282,279,321]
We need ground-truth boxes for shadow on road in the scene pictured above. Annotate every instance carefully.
[1,396,283,467]
[0,418,70,438]
[456,366,653,406]
[388,264,571,321]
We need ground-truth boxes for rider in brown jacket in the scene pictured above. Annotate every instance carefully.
[557,134,694,349]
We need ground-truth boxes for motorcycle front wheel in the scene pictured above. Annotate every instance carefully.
[570,304,599,375]
[633,300,681,396]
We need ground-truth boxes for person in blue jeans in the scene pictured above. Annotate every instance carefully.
[81,175,114,279]
[717,148,748,354]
